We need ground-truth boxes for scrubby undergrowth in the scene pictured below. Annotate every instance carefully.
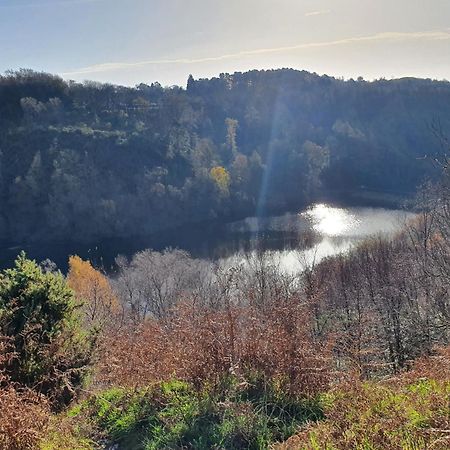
[277,347,450,450]
[40,349,449,450]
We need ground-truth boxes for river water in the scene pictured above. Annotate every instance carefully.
[0,203,414,272]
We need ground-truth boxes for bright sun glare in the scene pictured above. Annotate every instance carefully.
[302,203,360,237]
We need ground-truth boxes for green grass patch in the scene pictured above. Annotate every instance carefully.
[72,377,324,449]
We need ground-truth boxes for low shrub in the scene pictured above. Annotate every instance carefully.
[0,253,95,408]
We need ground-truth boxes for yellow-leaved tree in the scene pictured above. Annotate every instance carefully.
[210,166,230,196]
[67,255,121,328]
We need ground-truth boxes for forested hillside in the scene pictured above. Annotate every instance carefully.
[0,68,449,242]
[0,156,448,449]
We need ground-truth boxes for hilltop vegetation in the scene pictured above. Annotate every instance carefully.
[0,69,449,243]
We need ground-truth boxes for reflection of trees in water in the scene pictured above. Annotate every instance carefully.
[0,206,411,274]
[211,228,322,260]
[227,212,310,234]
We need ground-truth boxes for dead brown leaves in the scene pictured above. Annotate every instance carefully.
[0,339,50,450]
[97,298,332,397]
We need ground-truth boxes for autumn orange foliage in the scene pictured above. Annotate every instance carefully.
[67,255,120,327]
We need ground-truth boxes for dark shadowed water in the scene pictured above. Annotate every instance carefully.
[0,204,414,273]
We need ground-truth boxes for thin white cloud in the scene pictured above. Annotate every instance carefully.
[62,30,450,77]
[305,10,332,17]
[0,0,105,8]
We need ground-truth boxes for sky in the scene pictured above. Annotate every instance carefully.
[1,0,450,87]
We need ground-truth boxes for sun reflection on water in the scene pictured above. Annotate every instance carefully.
[222,204,414,274]
[302,203,361,237]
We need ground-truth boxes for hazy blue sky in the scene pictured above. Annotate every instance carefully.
[1,0,450,86]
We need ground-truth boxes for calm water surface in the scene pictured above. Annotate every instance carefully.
[0,204,415,272]
[220,203,415,273]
